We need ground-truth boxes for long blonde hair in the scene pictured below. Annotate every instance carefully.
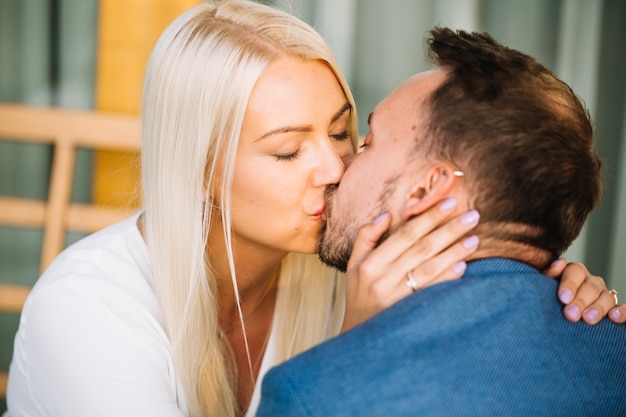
[141,1,358,415]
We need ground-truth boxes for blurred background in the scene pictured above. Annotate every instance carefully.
[0,0,625,411]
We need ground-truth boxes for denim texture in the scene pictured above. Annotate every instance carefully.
[257,258,626,416]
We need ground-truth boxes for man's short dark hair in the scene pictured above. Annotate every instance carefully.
[421,27,602,263]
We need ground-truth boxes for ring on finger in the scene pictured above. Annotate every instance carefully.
[406,270,418,293]
[609,289,619,305]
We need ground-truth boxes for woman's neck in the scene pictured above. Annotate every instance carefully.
[206,218,285,329]
[206,217,284,412]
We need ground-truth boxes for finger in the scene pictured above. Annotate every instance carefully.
[609,305,626,323]
[370,206,480,275]
[415,261,468,290]
[375,210,479,285]
[581,289,621,325]
[563,276,607,322]
[345,212,392,273]
[404,261,468,295]
[396,234,479,292]
[543,258,566,279]
[361,199,464,277]
[384,234,479,312]
[557,262,598,305]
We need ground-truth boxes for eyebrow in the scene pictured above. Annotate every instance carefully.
[255,102,351,142]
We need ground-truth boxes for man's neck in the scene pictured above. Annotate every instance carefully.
[466,222,553,270]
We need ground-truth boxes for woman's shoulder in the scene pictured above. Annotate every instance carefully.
[7,214,180,417]
[26,212,159,319]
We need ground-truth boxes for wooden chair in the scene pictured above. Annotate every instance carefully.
[0,103,141,399]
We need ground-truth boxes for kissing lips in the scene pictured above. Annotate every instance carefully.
[312,205,326,219]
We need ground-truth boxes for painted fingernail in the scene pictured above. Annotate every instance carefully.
[558,288,573,304]
[551,258,564,268]
[453,261,467,275]
[460,210,480,226]
[439,198,457,212]
[610,309,622,321]
[373,212,390,224]
[565,305,580,320]
[463,235,479,249]
[584,309,599,323]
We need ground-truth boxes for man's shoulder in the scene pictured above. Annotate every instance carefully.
[279,258,548,362]
[258,258,626,416]
[264,258,543,379]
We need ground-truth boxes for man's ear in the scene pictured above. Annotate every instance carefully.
[401,162,459,220]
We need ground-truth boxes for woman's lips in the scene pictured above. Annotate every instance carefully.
[312,204,326,218]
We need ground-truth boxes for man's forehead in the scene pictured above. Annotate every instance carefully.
[368,68,447,132]
[389,68,447,105]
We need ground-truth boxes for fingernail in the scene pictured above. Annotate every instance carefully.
[584,309,599,323]
[438,198,457,212]
[551,258,564,268]
[453,261,467,275]
[460,210,480,226]
[373,212,390,224]
[565,305,580,320]
[558,288,573,304]
[463,235,479,249]
[610,309,622,321]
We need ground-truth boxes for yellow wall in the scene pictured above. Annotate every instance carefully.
[94,0,199,207]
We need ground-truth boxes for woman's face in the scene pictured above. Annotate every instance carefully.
[230,57,352,255]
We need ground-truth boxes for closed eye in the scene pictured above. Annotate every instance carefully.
[330,131,351,141]
[274,149,301,161]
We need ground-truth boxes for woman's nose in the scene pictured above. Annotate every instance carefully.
[312,141,346,187]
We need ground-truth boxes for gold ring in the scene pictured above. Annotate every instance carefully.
[406,271,418,292]
[609,289,619,305]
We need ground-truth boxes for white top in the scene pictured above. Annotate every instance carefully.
[5,214,277,417]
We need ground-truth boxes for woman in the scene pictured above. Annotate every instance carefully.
[5,1,621,416]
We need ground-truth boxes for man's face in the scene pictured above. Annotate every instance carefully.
[319,69,447,272]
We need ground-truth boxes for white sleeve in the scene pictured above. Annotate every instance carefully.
[8,277,186,417]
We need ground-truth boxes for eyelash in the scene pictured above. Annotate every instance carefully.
[274,131,351,162]
[331,131,351,141]
[274,149,301,161]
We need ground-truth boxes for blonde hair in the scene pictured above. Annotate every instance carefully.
[141,1,357,415]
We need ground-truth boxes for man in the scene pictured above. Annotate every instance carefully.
[256,28,626,416]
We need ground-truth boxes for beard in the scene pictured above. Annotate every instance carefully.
[318,185,353,272]
[318,181,394,273]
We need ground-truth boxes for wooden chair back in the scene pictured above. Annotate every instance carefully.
[0,103,141,399]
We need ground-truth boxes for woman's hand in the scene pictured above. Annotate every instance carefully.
[341,198,479,333]
[544,260,625,324]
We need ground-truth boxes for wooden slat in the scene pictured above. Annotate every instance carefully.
[40,140,76,273]
[0,197,46,228]
[66,204,137,233]
[0,103,141,151]
[0,283,31,314]
[0,198,136,234]
[0,371,7,399]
